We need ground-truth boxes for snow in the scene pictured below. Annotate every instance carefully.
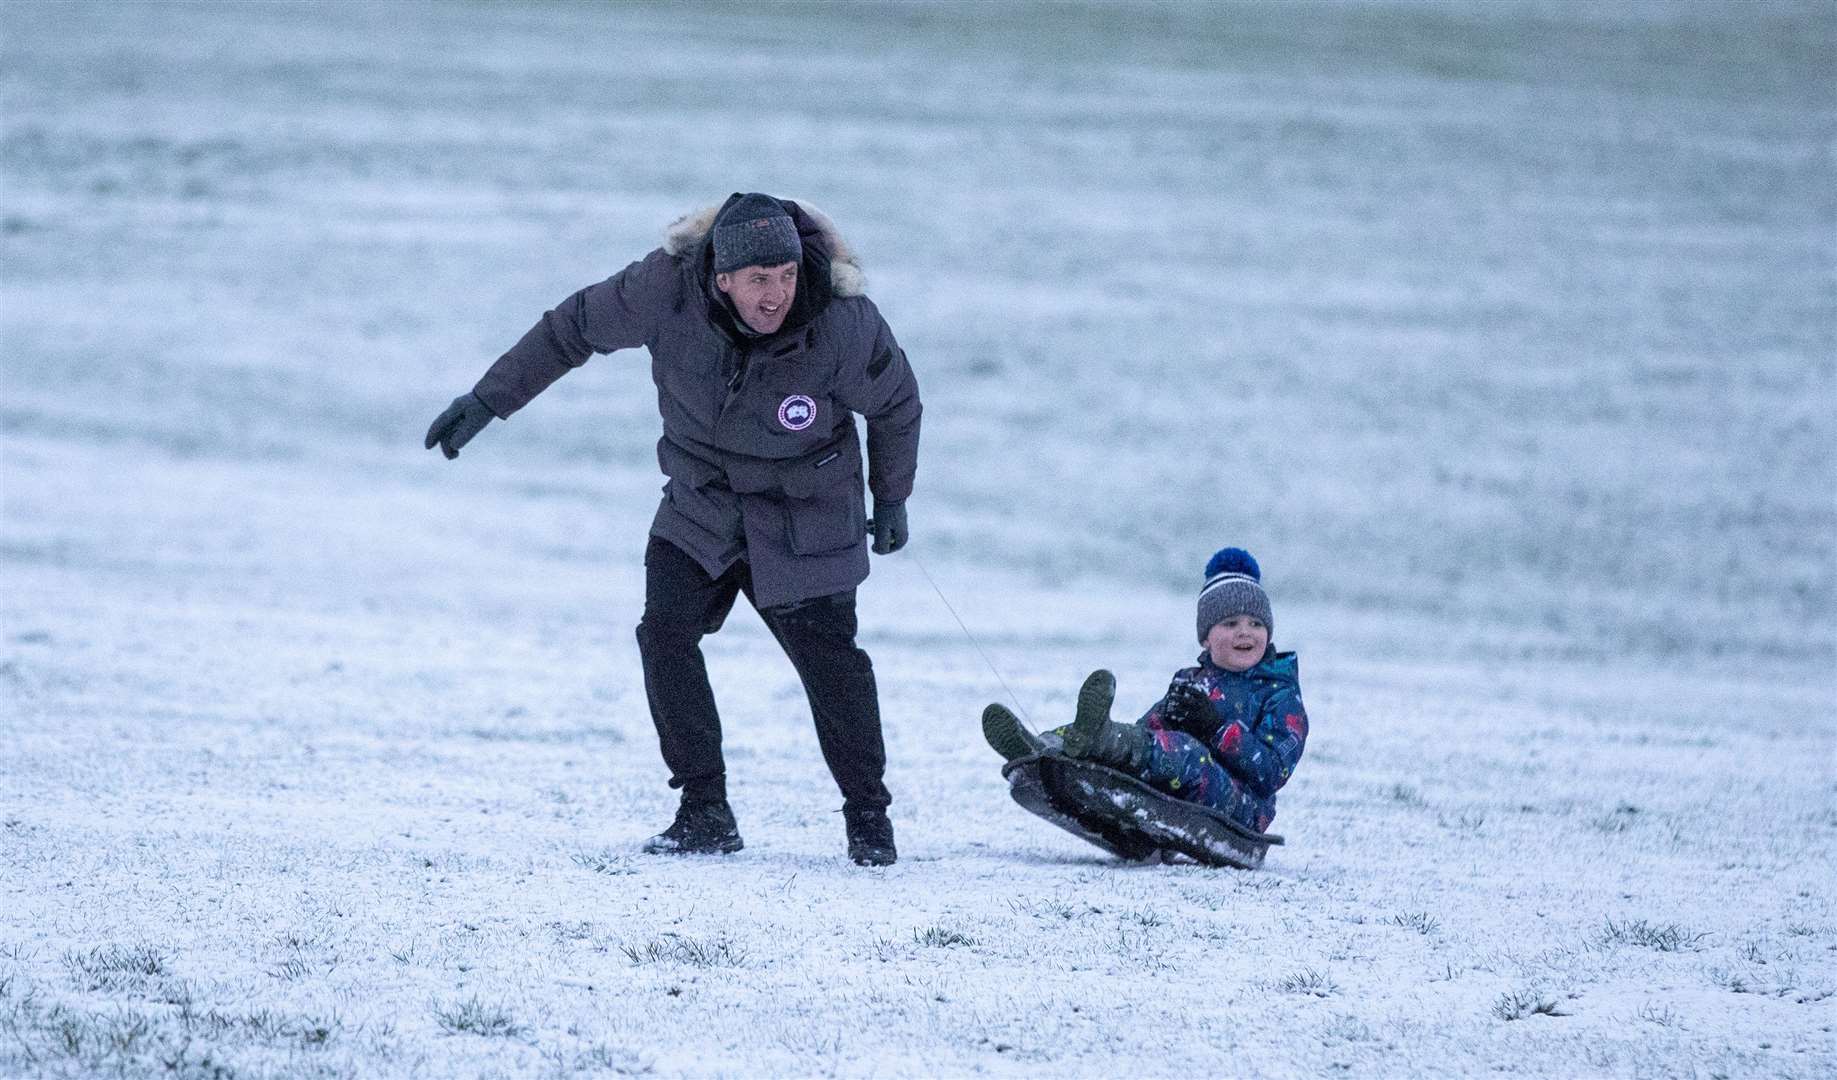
[2,1,1833,1077]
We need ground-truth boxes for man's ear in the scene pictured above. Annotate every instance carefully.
[713,271,733,295]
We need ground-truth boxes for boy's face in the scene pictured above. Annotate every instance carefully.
[1205,615,1269,672]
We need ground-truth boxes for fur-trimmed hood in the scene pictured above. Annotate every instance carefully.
[663,197,866,299]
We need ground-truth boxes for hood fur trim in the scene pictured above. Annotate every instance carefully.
[664,199,866,298]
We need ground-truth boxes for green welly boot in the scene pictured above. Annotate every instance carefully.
[1060,669,1150,772]
[982,703,1044,762]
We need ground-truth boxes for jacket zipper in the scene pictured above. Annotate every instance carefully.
[718,343,749,423]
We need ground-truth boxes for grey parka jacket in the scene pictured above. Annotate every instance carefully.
[472,197,921,609]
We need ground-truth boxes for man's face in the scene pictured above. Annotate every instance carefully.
[1204,615,1269,672]
[715,261,798,334]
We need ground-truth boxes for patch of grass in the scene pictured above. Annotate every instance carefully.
[151,978,196,1009]
[1596,918,1708,952]
[1636,1002,1681,1027]
[1321,1013,1375,1043]
[1590,802,1641,833]
[431,995,523,1038]
[416,851,479,874]
[62,944,170,995]
[22,1001,159,1070]
[1706,966,1753,995]
[541,1042,656,1075]
[226,1008,291,1041]
[773,1023,845,1057]
[548,921,596,943]
[1387,784,1427,808]
[1275,967,1338,997]
[572,850,639,875]
[0,991,340,1077]
[1007,897,1083,920]
[187,1005,341,1047]
[266,957,311,982]
[1438,809,1487,831]
[912,926,977,949]
[1708,963,1808,999]
[1105,929,1167,964]
[1493,989,1567,1021]
[1391,911,1440,935]
[620,935,748,968]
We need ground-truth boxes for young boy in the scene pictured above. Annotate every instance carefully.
[982,547,1308,833]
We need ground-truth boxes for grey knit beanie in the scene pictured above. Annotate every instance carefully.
[711,193,802,274]
[1196,547,1274,643]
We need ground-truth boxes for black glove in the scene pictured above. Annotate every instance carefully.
[424,392,496,460]
[869,500,908,555]
[1160,680,1214,732]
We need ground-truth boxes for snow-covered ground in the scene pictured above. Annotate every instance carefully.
[3,1,1832,1076]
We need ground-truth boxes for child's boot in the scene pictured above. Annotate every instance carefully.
[982,703,1043,761]
[1061,669,1150,772]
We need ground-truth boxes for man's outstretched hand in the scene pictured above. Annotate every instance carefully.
[424,393,496,460]
[869,500,908,555]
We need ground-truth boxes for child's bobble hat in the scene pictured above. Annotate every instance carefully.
[1196,547,1274,643]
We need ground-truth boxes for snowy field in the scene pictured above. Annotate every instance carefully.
[3,1,1834,1077]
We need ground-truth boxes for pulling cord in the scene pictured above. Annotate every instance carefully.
[903,547,1036,732]
[869,519,1034,731]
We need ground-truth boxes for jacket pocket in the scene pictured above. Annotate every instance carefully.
[664,478,739,542]
[786,483,864,555]
[783,445,865,555]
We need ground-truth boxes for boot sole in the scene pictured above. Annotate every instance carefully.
[641,836,744,855]
[1063,669,1116,758]
[981,703,1041,762]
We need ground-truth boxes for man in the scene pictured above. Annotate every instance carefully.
[425,193,920,866]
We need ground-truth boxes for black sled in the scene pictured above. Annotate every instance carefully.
[1000,751,1283,870]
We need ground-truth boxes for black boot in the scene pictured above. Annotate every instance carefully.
[982,703,1044,762]
[642,799,743,855]
[844,808,897,866]
[1060,669,1150,772]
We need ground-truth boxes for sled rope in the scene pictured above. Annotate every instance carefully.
[903,548,1036,730]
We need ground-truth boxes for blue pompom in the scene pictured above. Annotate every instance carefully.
[1204,547,1260,582]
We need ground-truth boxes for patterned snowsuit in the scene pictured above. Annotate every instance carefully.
[1111,651,1308,832]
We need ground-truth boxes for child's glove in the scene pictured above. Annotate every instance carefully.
[1160,681,1215,733]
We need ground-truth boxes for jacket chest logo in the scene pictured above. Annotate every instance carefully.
[777,394,816,431]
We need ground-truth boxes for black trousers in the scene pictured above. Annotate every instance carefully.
[635,535,890,812]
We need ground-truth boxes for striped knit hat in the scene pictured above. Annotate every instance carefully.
[1196,547,1273,642]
